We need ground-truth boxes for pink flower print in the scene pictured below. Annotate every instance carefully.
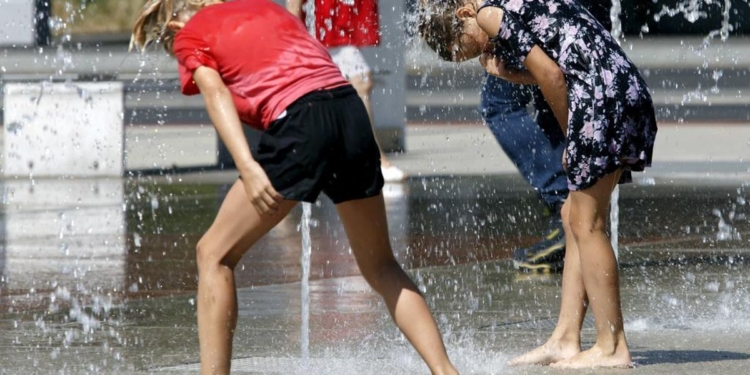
[624,118,638,137]
[626,75,640,104]
[605,87,616,98]
[559,48,571,65]
[561,23,579,37]
[548,2,558,13]
[500,24,512,39]
[572,83,586,98]
[581,120,596,142]
[580,11,594,24]
[609,140,619,154]
[532,15,552,34]
[574,174,584,185]
[584,103,597,117]
[567,143,578,159]
[602,70,617,98]
[594,127,605,142]
[569,100,578,113]
[579,160,590,178]
[505,0,523,12]
[611,54,630,71]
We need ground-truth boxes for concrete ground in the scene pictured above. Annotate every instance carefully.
[1,170,749,374]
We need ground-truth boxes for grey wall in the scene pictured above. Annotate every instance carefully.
[0,0,35,47]
[361,1,407,151]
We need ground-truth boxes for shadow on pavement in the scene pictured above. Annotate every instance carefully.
[633,350,750,366]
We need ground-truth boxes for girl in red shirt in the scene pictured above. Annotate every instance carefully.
[131,1,458,374]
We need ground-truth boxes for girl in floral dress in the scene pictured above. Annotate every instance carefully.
[419,0,657,369]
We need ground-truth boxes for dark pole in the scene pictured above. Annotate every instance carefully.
[35,0,51,46]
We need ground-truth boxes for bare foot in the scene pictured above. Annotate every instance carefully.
[508,341,580,366]
[550,344,633,369]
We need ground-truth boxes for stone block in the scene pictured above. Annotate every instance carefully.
[3,82,124,177]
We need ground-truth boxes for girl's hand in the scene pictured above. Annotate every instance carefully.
[480,52,510,79]
[241,162,284,216]
[480,52,537,85]
[192,66,285,216]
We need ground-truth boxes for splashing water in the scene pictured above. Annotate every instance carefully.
[609,0,623,43]
[609,2,623,257]
[654,0,735,43]
[711,186,747,241]
[300,202,313,365]
[611,186,620,258]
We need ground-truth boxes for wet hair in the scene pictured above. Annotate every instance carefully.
[417,0,469,61]
[130,0,206,55]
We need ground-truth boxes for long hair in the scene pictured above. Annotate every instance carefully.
[130,0,207,55]
[417,0,467,61]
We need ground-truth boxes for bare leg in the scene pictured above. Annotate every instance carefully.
[335,194,457,375]
[196,180,297,375]
[349,73,374,125]
[552,171,632,369]
[509,199,586,366]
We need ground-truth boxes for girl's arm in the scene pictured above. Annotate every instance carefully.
[523,46,569,133]
[286,0,304,19]
[480,53,536,84]
[475,6,536,84]
[192,66,284,214]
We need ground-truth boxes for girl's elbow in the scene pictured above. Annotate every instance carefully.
[546,68,566,88]
[204,84,231,100]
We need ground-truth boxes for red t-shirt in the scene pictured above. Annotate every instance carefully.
[173,0,348,130]
[306,0,380,47]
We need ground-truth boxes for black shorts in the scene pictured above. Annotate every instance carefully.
[251,85,384,204]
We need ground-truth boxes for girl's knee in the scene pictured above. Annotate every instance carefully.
[196,237,237,272]
[560,200,572,232]
[568,213,607,241]
[361,260,402,292]
[567,205,608,241]
[195,239,213,271]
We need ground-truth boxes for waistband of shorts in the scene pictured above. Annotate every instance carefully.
[288,84,356,109]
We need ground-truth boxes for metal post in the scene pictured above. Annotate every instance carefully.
[35,0,51,46]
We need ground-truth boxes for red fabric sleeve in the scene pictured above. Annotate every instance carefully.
[173,28,219,95]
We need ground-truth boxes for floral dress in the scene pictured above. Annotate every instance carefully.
[480,0,658,191]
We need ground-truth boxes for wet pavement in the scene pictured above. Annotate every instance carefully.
[1,173,749,374]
